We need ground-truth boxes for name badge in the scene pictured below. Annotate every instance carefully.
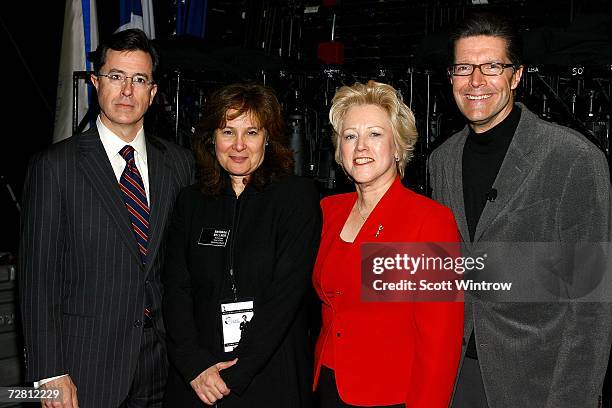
[198,228,230,247]
[220,299,254,352]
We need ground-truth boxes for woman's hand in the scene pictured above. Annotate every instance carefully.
[190,358,238,405]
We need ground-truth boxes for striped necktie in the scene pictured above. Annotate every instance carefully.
[119,145,150,264]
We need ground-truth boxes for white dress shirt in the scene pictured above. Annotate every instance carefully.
[97,117,150,203]
[35,117,150,388]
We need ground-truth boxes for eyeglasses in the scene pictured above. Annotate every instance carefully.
[448,63,516,76]
[96,72,155,88]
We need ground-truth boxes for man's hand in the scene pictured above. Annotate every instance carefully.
[190,358,238,406]
[41,375,78,408]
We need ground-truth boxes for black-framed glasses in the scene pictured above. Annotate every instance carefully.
[96,72,155,88]
[448,63,516,76]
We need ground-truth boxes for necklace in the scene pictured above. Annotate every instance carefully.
[355,202,369,222]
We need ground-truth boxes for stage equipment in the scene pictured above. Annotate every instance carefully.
[0,254,21,391]
[519,64,611,159]
[69,61,611,194]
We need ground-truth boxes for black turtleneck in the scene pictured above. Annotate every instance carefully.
[462,104,521,359]
[462,105,521,241]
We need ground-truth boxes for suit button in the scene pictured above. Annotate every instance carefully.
[145,279,150,284]
[336,332,341,338]
[134,320,143,328]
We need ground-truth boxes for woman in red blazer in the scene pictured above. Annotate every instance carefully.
[313,80,463,408]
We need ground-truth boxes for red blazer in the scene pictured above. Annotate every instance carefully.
[313,177,463,407]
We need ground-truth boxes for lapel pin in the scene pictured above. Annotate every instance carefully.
[375,224,384,237]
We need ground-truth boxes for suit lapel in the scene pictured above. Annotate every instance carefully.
[144,137,171,274]
[473,105,538,242]
[77,129,142,264]
[448,130,471,243]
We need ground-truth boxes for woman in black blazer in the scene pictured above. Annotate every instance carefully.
[162,83,321,407]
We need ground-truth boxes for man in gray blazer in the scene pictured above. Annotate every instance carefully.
[429,13,612,408]
[19,29,193,407]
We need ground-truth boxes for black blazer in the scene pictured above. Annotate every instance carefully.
[19,128,193,407]
[162,176,321,407]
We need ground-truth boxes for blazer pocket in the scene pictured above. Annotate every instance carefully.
[506,198,552,218]
[62,313,95,339]
[506,198,555,241]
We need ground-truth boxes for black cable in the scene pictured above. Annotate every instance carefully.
[0,175,21,213]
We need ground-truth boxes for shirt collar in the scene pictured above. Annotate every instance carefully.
[96,116,147,163]
[467,104,520,141]
[466,104,521,153]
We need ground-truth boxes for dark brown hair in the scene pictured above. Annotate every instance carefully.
[193,83,294,195]
[449,13,523,66]
[90,29,159,80]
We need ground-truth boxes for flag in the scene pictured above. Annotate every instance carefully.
[53,0,98,143]
[177,0,207,38]
[118,0,155,39]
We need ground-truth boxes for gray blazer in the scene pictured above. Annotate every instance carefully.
[19,128,194,407]
[429,104,612,408]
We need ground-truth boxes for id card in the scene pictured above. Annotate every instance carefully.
[198,228,230,247]
[220,299,254,352]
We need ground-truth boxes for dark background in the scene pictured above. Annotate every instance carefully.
[1,0,612,401]
[2,0,612,251]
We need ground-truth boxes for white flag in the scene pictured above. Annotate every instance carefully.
[53,0,98,143]
[117,0,155,39]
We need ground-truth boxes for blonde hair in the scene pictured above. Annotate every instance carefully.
[328,80,417,178]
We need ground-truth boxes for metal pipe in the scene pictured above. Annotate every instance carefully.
[174,70,181,144]
[331,13,336,41]
[408,68,414,110]
[288,13,294,58]
[72,72,79,136]
[424,71,431,193]
[425,71,431,152]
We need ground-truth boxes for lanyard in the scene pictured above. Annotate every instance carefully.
[227,194,243,301]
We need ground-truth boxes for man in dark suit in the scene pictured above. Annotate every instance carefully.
[19,29,193,408]
[429,13,612,408]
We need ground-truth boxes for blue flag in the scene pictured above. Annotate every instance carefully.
[117,0,155,39]
[177,0,207,38]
